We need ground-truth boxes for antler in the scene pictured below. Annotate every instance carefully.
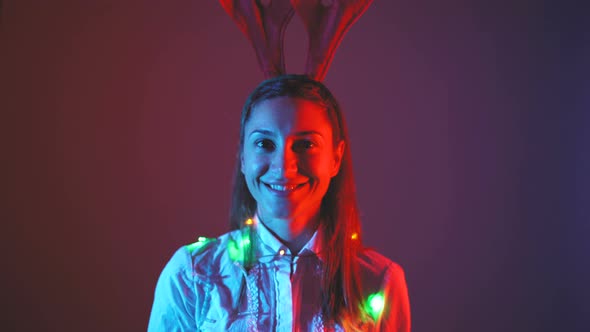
[218,0,295,78]
[291,0,373,81]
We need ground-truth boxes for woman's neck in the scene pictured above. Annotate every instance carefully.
[257,209,320,255]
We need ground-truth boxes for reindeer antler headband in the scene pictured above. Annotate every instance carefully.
[219,0,373,81]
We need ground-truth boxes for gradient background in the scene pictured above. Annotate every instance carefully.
[2,1,589,331]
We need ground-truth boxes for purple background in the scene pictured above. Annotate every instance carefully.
[3,1,589,331]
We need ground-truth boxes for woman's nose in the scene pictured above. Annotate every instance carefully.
[271,145,298,177]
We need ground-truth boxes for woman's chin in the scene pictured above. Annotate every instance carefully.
[259,207,297,221]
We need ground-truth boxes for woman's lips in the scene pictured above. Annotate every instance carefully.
[263,182,307,195]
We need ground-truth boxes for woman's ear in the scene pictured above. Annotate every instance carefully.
[331,140,345,177]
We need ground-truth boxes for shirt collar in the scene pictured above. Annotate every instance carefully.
[252,214,325,261]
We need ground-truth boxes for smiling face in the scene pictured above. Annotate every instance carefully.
[241,96,344,223]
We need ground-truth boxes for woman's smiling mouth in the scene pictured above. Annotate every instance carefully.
[263,182,307,194]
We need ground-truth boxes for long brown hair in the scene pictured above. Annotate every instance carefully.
[229,75,365,325]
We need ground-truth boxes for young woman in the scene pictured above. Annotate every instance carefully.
[148,75,410,331]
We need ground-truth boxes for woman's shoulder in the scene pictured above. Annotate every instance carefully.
[356,247,406,281]
[357,248,411,332]
[164,229,243,277]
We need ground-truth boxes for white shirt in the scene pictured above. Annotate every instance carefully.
[148,218,411,331]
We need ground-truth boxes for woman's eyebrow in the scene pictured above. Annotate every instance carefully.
[294,130,323,137]
[248,129,324,138]
[249,129,274,137]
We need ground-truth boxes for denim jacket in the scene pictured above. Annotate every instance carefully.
[148,219,411,331]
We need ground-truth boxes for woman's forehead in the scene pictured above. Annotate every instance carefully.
[246,97,333,134]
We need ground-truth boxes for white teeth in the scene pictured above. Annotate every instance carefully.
[269,184,297,191]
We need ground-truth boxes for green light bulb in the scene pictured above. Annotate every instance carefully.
[366,292,385,320]
[228,232,251,263]
[186,236,213,254]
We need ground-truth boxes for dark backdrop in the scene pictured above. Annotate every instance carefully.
[2,1,588,331]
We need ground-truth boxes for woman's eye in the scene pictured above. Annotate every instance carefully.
[255,139,275,150]
[293,140,316,152]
